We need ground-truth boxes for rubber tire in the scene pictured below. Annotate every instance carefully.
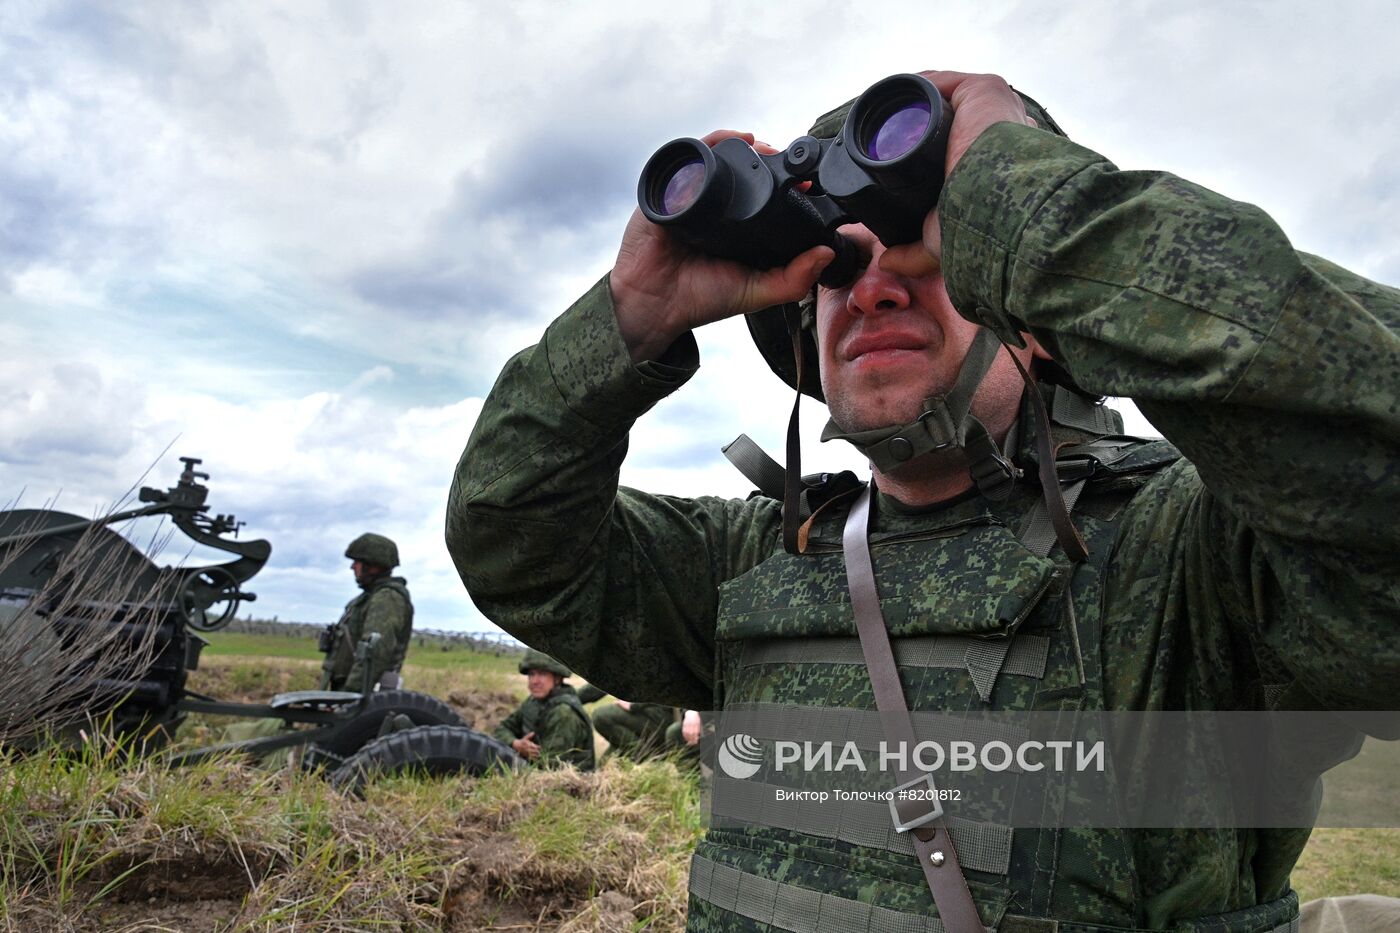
[329,724,522,793]
[311,690,465,758]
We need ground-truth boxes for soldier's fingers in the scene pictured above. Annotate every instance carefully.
[916,70,981,99]
[699,129,754,147]
[743,246,834,311]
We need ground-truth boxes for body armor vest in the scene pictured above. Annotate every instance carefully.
[687,435,1302,933]
[323,576,413,688]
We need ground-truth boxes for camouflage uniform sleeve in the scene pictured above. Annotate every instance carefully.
[576,683,607,704]
[446,276,784,710]
[538,703,594,770]
[941,122,1400,710]
[492,705,524,744]
[343,587,408,690]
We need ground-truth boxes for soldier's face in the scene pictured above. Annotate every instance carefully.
[527,669,560,699]
[815,224,1039,439]
[351,559,384,585]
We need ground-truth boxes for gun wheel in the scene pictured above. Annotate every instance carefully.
[309,689,465,759]
[329,724,522,793]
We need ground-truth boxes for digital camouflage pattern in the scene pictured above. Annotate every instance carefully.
[492,684,596,771]
[447,120,1399,930]
[321,574,414,691]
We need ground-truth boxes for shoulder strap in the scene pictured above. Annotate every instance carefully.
[842,483,985,933]
[722,434,787,499]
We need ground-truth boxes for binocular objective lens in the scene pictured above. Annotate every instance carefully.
[660,160,706,215]
[868,100,932,161]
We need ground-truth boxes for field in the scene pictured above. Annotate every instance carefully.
[2,632,1396,931]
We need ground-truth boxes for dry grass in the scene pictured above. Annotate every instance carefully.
[0,735,701,932]
[0,514,167,748]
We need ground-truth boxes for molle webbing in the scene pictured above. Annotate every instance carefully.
[720,703,1031,759]
[739,634,1050,682]
[710,779,1013,875]
[689,854,986,933]
[689,854,1301,933]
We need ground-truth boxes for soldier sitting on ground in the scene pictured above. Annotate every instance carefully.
[664,709,708,770]
[493,650,595,770]
[577,684,677,764]
[320,533,414,692]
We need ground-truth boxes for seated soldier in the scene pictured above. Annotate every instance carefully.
[577,684,676,763]
[493,650,595,771]
[664,709,708,770]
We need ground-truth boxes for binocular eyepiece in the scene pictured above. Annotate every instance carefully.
[637,73,950,289]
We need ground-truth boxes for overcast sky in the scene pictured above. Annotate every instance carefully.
[2,0,1397,633]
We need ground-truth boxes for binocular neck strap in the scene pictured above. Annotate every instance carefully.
[821,328,1018,499]
[781,304,807,555]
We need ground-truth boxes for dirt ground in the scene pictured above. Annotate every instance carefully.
[183,657,522,741]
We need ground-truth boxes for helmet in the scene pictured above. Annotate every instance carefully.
[344,533,399,569]
[745,88,1069,401]
[518,649,571,678]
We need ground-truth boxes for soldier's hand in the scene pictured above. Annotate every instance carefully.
[611,130,834,364]
[512,732,541,760]
[879,70,1036,277]
[616,700,632,712]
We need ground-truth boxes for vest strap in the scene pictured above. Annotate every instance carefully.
[842,483,985,933]
[723,433,788,499]
[1050,388,1120,436]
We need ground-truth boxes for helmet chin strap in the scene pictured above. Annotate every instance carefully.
[779,320,1088,563]
[819,327,1019,499]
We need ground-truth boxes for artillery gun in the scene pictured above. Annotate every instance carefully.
[0,457,519,788]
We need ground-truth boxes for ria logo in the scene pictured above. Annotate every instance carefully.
[718,733,764,780]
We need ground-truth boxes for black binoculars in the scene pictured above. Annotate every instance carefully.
[637,73,950,289]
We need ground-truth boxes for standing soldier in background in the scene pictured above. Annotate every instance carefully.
[494,650,595,770]
[320,533,414,692]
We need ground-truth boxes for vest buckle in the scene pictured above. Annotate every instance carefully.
[888,773,945,833]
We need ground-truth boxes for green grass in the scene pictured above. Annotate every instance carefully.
[11,634,1398,928]
[1316,735,1400,827]
[1294,828,1400,901]
[200,630,524,673]
[198,630,326,662]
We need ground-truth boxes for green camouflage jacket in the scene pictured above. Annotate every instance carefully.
[492,684,596,770]
[448,123,1399,928]
[321,574,414,691]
